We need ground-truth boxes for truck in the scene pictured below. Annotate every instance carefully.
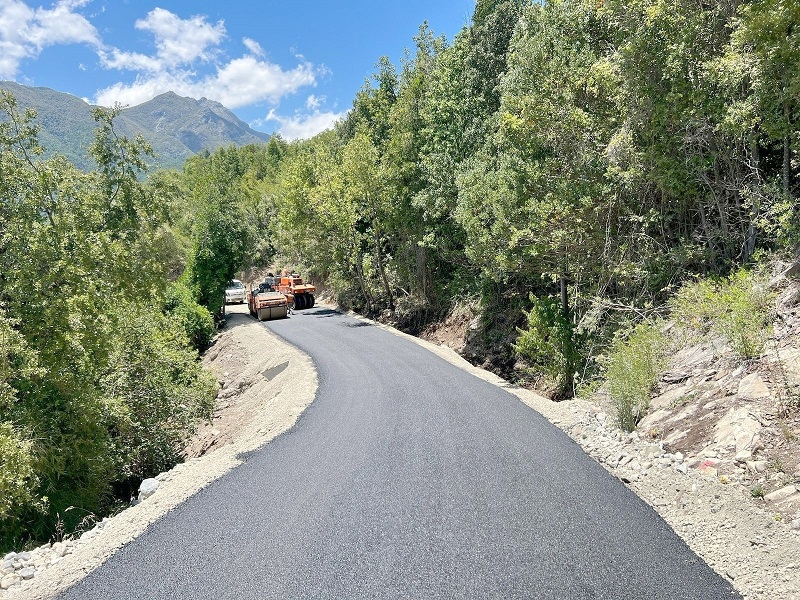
[247,277,289,321]
[275,273,316,310]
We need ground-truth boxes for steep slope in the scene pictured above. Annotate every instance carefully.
[0,82,270,171]
[0,81,96,169]
[116,91,270,159]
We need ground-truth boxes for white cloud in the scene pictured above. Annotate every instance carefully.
[306,94,323,110]
[0,0,100,78]
[93,8,319,111]
[212,56,316,106]
[98,8,223,72]
[94,56,317,109]
[262,108,346,141]
[135,8,224,67]
[99,48,162,72]
[242,37,263,57]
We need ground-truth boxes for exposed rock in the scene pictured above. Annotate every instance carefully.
[746,460,768,474]
[764,485,799,503]
[714,407,762,454]
[0,574,21,590]
[138,478,160,501]
[737,374,770,400]
[663,371,691,384]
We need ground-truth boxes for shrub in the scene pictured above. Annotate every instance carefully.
[102,303,217,481]
[0,423,40,522]
[606,321,668,432]
[0,313,47,547]
[164,282,215,350]
[514,295,585,399]
[670,269,774,359]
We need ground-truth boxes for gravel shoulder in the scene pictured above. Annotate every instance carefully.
[5,303,798,599]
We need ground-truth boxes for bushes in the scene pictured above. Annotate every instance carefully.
[164,282,215,350]
[0,97,219,550]
[605,268,774,431]
[102,303,216,480]
[606,322,668,432]
[514,295,586,399]
[670,269,774,359]
[0,315,45,541]
[0,425,39,522]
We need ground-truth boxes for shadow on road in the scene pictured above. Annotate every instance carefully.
[300,307,340,318]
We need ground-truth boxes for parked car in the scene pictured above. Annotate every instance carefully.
[225,279,246,304]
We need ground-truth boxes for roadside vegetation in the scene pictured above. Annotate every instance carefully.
[271,0,799,398]
[2,0,799,550]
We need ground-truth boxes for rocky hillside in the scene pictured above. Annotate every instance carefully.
[632,262,800,519]
[424,261,800,523]
[0,81,270,171]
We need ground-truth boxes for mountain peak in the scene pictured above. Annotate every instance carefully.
[0,82,271,171]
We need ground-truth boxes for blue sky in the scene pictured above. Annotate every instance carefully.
[0,0,476,139]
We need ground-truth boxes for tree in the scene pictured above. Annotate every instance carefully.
[180,147,252,316]
[0,92,214,548]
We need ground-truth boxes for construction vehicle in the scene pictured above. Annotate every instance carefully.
[276,273,316,310]
[247,277,289,321]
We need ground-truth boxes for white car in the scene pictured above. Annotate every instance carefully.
[225,279,246,304]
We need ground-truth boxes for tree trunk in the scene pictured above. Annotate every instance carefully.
[354,260,372,313]
[560,271,574,398]
[416,244,429,303]
[784,102,792,201]
[784,134,791,202]
[374,225,394,311]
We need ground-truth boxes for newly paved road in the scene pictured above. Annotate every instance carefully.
[61,307,740,599]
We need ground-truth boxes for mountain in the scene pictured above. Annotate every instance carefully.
[0,82,271,171]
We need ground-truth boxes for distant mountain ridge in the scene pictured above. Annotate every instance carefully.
[0,81,270,171]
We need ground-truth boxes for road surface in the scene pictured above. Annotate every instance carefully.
[60,306,740,599]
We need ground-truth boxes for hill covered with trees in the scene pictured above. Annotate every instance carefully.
[0,82,270,171]
[273,0,800,396]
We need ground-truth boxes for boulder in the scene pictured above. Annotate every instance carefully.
[714,407,762,454]
[737,374,770,400]
[764,485,798,503]
[138,478,161,501]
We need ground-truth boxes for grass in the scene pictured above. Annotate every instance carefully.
[670,268,775,360]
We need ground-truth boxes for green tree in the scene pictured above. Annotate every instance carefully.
[0,92,215,548]
[180,147,253,316]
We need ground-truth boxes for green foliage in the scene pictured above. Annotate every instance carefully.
[179,145,278,316]
[514,295,585,398]
[101,303,216,480]
[0,423,39,522]
[606,321,668,432]
[0,92,218,550]
[0,315,44,531]
[670,269,775,359]
[164,282,215,350]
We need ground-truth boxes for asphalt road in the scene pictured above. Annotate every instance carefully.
[60,306,741,599]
